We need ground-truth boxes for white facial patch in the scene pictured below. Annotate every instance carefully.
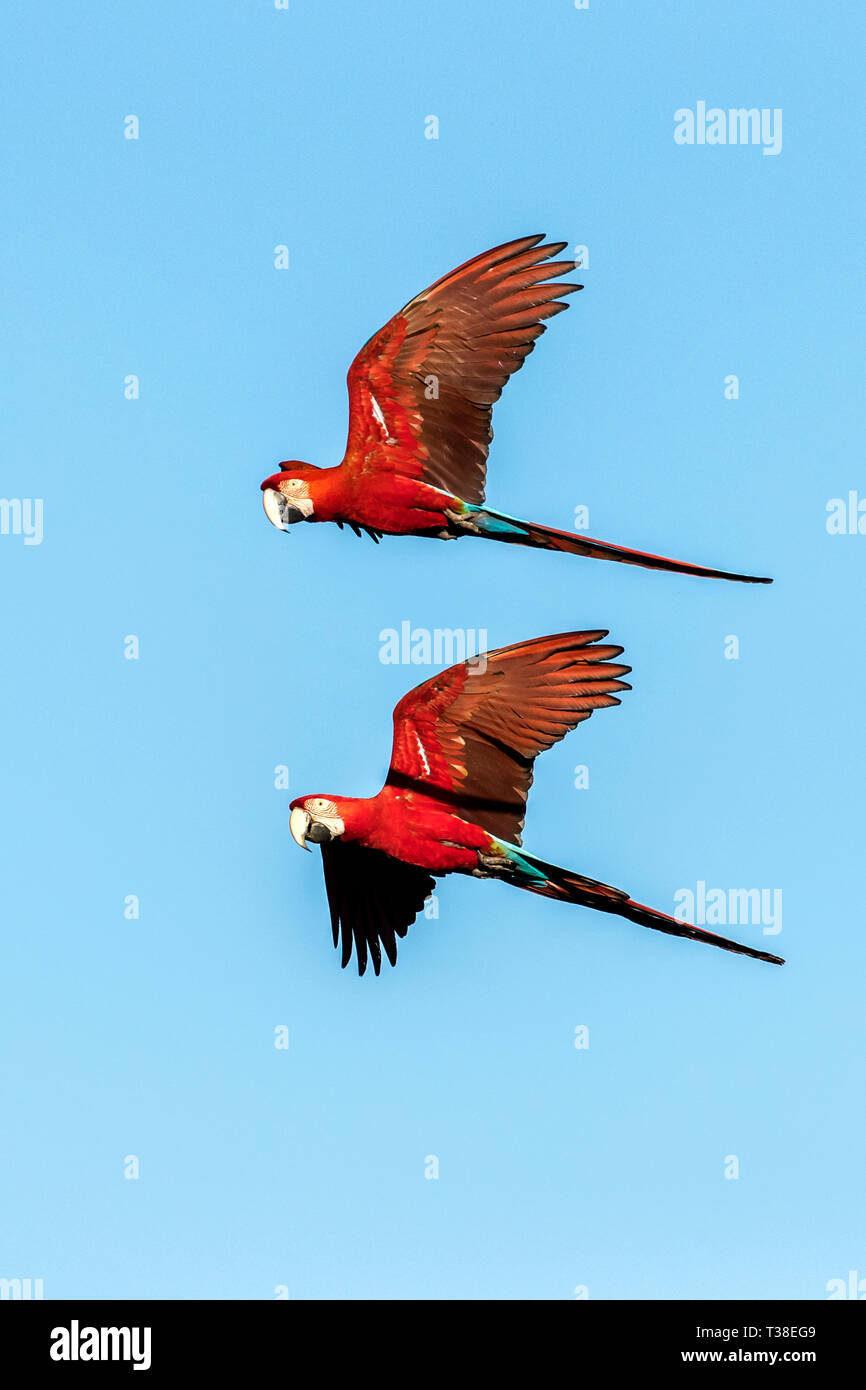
[314,812,345,837]
[280,477,314,517]
[262,486,315,528]
[304,797,345,837]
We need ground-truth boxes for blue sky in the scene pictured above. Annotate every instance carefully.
[1,0,864,1300]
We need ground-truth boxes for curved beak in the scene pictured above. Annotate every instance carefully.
[263,487,288,531]
[289,806,312,851]
[263,488,306,531]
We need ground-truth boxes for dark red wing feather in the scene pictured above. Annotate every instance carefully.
[342,236,581,504]
[386,632,631,842]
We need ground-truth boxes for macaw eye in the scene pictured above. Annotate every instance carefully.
[288,478,302,491]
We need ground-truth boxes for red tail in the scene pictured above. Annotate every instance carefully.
[472,507,773,583]
[502,852,784,965]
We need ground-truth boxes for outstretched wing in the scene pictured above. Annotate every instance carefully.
[341,236,580,505]
[320,838,435,977]
[386,632,631,843]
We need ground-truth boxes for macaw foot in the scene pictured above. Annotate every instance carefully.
[443,507,479,539]
[445,505,530,541]
[473,849,519,878]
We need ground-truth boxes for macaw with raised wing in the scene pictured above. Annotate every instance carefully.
[288,632,784,975]
[262,235,771,584]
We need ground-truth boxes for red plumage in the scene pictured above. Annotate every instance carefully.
[261,236,772,582]
[289,634,783,975]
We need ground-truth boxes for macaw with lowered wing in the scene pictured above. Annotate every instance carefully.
[288,631,784,975]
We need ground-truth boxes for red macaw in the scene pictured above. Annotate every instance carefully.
[288,632,784,975]
[262,235,771,583]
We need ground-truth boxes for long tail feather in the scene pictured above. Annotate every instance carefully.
[461,504,772,584]
[485,842,784,965]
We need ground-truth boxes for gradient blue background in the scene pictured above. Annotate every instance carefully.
[1,1,864,1300]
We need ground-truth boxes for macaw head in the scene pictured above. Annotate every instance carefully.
[261,462,321,530]
[289,795,346,850]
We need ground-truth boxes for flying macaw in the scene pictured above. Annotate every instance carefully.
[288,632,784,975]
[262,235,771,583]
